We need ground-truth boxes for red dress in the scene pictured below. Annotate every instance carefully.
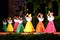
[13,19,18,32]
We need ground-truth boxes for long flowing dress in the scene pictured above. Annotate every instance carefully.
[13,19,18,32]
[7,20,13,32]
[45,16,56,33]
[16,20,24,33]
[36,17,45,33]
[3,21,7,32]
[24,17,35,32]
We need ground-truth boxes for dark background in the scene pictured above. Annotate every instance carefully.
[0,0,8,31]
[0,0,60,32]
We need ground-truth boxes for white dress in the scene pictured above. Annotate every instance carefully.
[26,17,32,22]
[48,16,54,21]
[38,17,44,22]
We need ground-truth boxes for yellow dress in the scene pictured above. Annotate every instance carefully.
[7,20,13,32]
[24,17,35,32]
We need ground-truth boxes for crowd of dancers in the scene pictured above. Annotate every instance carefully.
[2,11,56,34]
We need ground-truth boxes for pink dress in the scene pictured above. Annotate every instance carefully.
[13,19,18,32]
[45,16,56,33]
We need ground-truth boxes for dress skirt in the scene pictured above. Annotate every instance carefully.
[16,24,24,33]
[36,22,45,33]
[13,22,18,32]
[7,23,13,32]
[45,21,56,33]
[24,21,35,32]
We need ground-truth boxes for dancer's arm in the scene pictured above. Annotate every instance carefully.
[25,13,28,18]
[37,13,41,18]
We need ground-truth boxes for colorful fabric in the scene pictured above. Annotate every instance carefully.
[24,21,35,32]
[13,22,18,32]
[45,21,56,33]
[36,22,45,33]
[7,23,13,32]
[16,24,24,33]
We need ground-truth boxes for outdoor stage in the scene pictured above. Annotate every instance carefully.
[0,32,60,35]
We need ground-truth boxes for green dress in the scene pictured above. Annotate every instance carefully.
[3,21,7,31]
[16,20,24,33]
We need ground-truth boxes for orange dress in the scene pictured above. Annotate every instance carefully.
[36,17,45,33]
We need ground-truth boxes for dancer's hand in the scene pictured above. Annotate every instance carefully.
[38,13,41,15]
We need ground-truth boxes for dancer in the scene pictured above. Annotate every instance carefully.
[24,13,35,32]
[13,16,19,32]
[7,17,13,32]
[45,11,56,33]
[36,13,45,33]
[16,17,24,33]
[2,19,7,32]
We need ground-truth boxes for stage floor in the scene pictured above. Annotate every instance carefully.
[0,32,60,35]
